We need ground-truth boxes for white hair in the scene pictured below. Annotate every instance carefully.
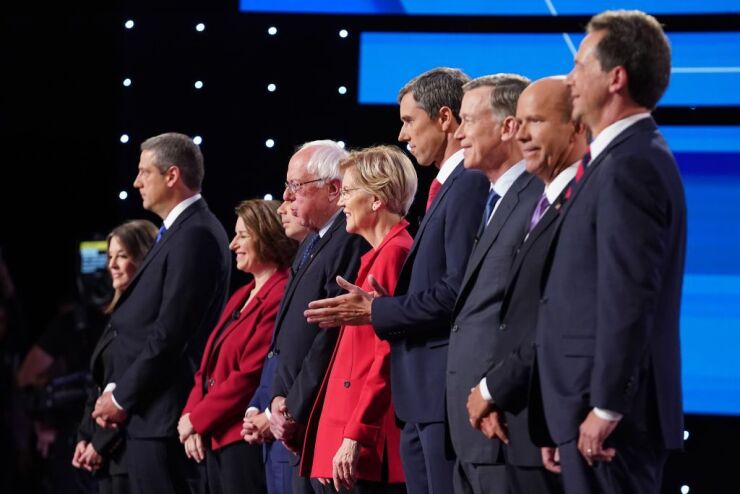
[298,140,348,181]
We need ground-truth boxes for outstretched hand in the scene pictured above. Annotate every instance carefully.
[304,275,390,328]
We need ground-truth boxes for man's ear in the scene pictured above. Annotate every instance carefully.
[437,106,455,133]
[500,115,519,142]
[164,165,180,187]
[608,65,629,95]
[326,178,341,201]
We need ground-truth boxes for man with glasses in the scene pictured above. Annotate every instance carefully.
[244,140,368,494]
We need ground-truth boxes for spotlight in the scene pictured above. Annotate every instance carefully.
[194,80,204,89]
[264,193,274,200]
[122,78,132,87]
[265,139,275,148]
[119,191,128,200]
[120,134,130,143]
[193,136,203,145]
[338,86,347,95]
[267,83,277,92]
[124,19,135,29]
[268,26,278,36]
[683,430,689,440]
[339,29,349,38]
[681,486,690,494]
[406,143,412,153]
[195,23,206,32]
[337,141,345,149]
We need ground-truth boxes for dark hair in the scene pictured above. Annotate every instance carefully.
[463,73,531,120]
[106,219,158,313]
[140,132,205,191]
[588,10,671,109]
[235,199,298,269]
[398,67,471,122]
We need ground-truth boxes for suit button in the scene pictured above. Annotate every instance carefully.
[452,325,459,333]
[499,323,507,331]
[113,330,118,337]
[540,297,548,305]
[343,381,351,388]
[208,378,215,387]
[106,323,113,330]
[267,351,274,358]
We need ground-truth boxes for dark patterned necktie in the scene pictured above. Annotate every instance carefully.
[155,224,167,243]
[565,147,592,199]
[297,233,319,269]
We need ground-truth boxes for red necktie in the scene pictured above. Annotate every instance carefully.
[565,146,591,199]
[426,179,443,211]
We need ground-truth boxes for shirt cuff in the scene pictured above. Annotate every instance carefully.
[104,383,124,411]
[264,407,272,420]
[246,406,259,416]
[593,407,622,421]
[479,377,494,403]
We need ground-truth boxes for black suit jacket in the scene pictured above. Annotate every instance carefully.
[109,198,231,438]
[271,212,369,423]
[482,188,567,460]
[535,117,686,450]
[447,171,543,465]
[372,163,489,423]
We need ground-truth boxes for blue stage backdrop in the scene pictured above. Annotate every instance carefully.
[240,0,740,15]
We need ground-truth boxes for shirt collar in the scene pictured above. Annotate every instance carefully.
[491,160,526,197]
[162,194,202,229]
[435,148,465,184]
[544,162,579,204]
[318,208,342,238]
[589,112,651,163]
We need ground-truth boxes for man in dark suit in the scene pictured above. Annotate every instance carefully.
[465,76,588,494]
[92,132,231,494]
[259,140,368,494]
[304,68,489,494]
[534,11,686,493]
[445,74,543,494]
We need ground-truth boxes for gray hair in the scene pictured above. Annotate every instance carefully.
[140,132,204,191]
[464,74,531,121]
[398,67,471,122]
[297,140,349,181]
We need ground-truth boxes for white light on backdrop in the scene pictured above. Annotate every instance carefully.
[681,486,690,494]
[339,29,349,38]
[194,80,204,89]
[123,78,132,87]
[265,139,275,148]
[124,20,135,29]
[264,194,273,200]
[120,134,130,143]
[196,23,205,32]
[193,136,203,145]
[267,83,277,92]
[337,141,345,149]
[268,26,278,35]
[119,191,128,200]
[338,86,347,95]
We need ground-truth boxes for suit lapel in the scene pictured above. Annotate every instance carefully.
[89,323,115,372]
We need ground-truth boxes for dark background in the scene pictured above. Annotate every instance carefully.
[1,1,738,492]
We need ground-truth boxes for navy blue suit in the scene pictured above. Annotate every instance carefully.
[109,198,231,494]
[372,161,489,494]
[534,117,686,493]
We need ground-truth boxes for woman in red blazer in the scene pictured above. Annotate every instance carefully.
[178,199,297,494]
[301,146,417,494]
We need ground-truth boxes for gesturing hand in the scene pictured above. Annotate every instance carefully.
[304,275,389,328]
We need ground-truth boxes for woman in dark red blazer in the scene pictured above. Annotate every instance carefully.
[301,146,417,494]
[178,199,297,494]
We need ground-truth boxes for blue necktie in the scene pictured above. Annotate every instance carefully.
[297,233,319,269]
[155,224,167,243]
[479,189,501,233]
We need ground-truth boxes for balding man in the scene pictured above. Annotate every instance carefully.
[466,76,588,493]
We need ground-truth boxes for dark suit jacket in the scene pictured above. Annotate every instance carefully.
[447,171,543,465]
[183,268,288,450]
[482,188,567,463]
[79,319,126,475]
[109,198,231,438]
[535,117,686,450]
[372,163,489,423]
[270,212,369,426]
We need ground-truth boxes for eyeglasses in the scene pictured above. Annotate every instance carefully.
[339,187,360,199]
[284,178,324,194]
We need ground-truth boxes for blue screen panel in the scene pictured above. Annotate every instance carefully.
[359,32,740,107]
[240,0,740,15]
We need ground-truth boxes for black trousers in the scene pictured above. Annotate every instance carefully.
[206,441,266,494]
[126,438,196,494]
[310,478,406,494]
[98,474,131,494]
[399,422,455,494]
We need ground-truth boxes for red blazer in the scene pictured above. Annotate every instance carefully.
[301,220,412,483]
[182,268,288,450]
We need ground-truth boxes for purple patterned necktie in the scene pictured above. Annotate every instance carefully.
[528,194,550,233]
